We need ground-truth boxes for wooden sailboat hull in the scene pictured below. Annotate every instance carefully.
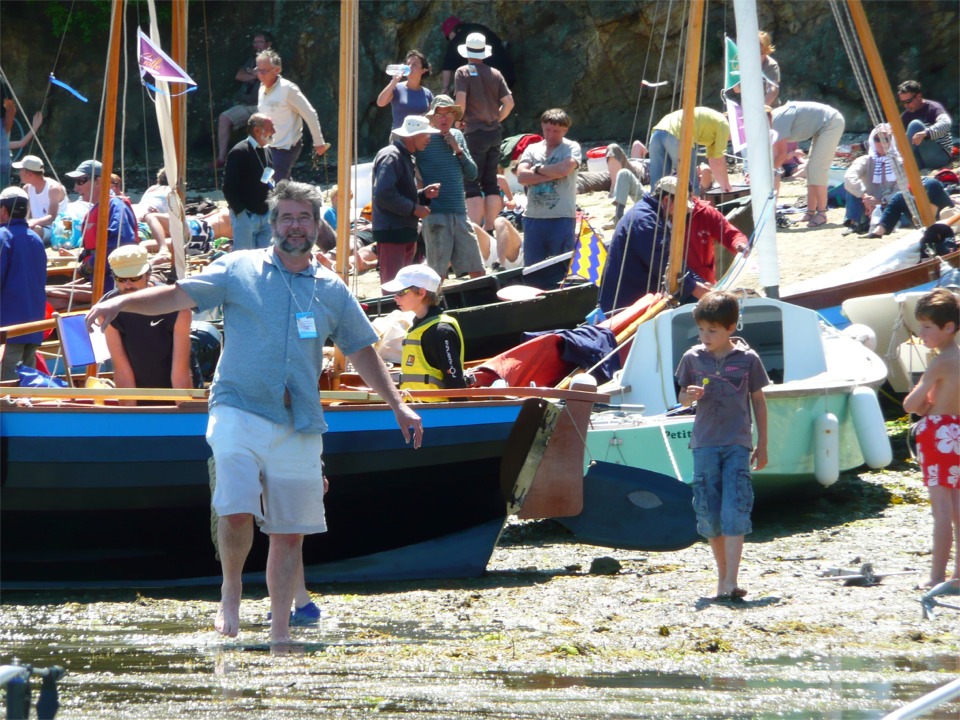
[0,398,554,589]
[784,249,960,322]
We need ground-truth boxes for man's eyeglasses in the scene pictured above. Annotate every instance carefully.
[277,213,316,227]
[114,274,145,283]
[74,176,91,186]
[899,95,918,106]
[394,287,417,298]
[255,67,276,75]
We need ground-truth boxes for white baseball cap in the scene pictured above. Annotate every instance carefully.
[381,263,441,294]
[393,115,440,138]
[12,155,44,173]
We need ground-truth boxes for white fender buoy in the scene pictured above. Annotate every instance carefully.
[842,323,878,352]
[814,412,841,486]
[569,373,599,391]
[850,386,893,469]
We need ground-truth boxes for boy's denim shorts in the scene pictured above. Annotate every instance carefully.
[691,445,754,539]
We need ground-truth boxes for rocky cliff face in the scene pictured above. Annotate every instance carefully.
[1,0,956,176]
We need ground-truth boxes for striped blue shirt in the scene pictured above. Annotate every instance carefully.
[415,129,477,215]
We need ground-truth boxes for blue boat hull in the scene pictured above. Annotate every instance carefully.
[1,399,548,589]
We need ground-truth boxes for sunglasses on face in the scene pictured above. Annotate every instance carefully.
[394,287,417,297]
[899,95,918,106]
[74,176,91,186]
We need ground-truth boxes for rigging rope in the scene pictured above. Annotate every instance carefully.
[828,0,921,224]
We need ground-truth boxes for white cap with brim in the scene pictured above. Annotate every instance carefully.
[0,186,29,202]
[108,244,151,278]
[458,32,493,60]
[12,155,44,173]
[393,115,441,139]
[381,263,442,294]
[655,176,695,210]
[393,115,440,137]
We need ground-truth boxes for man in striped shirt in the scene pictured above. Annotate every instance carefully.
[415,95,484,281]
[899,80,954,171]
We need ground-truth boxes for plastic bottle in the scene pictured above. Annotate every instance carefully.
[385,64,410,78]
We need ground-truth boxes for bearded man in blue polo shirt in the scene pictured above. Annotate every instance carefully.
[86,180,423,644]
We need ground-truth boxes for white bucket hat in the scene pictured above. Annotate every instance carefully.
[458,32,492,60]
[393,115,441,139]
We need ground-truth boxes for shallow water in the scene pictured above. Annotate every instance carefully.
[2,601,958,720]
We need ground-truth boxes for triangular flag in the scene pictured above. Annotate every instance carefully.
[567,218,608,286]
[137,28,196,85]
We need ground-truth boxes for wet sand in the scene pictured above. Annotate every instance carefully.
[2,426,958,718]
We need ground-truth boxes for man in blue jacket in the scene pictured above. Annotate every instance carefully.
[0,186,47,380]
[371,114,440,285]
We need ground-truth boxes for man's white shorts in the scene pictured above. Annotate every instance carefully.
[206,404,326,535]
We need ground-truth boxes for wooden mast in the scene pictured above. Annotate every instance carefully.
[171,0,188,213]
[847,0,934,228]
[665,0,705,295]
[89,0,125,305]
[329,0,359,387]
[335,0,358,284]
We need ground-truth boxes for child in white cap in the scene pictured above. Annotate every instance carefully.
[382,263,467,399]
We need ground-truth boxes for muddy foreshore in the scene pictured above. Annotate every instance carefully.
[2,423,958,719]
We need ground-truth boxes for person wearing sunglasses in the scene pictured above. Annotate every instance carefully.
[101,244,198,405]
[65,159,137,294]
[843,123,955,239]
[898,80,954,171]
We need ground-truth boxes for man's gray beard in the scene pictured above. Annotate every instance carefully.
[274,230,316,256]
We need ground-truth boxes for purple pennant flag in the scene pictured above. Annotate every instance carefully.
[137,28,196,85]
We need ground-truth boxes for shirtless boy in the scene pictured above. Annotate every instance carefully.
[903,288,960,588]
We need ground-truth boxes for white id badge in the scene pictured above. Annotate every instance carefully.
[296,312,318,339]
[261,167,275,187]
[467,64,479,77]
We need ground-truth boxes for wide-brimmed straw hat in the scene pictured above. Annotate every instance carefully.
[458,32,492,60]
[425,95,464,122]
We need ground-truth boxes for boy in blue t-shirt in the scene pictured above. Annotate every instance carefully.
[676,291,769,601]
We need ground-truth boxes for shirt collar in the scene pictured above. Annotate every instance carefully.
[264,246,320,277]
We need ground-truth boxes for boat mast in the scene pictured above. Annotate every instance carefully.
[90,0,125,305]
[846,0,934,228]
[664,0,704,295]
[335,0,358,284]
[734,0,779,297]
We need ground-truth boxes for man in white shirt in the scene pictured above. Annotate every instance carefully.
[13,154,65,245]
[256,49,327,182]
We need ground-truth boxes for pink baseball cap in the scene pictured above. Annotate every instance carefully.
[441,16,462,37]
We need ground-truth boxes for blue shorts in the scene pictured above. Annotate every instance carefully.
[691,445,754,538]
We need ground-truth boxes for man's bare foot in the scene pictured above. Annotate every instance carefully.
[215,586,242,637]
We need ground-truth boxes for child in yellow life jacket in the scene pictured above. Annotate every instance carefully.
[381,264,466,401]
